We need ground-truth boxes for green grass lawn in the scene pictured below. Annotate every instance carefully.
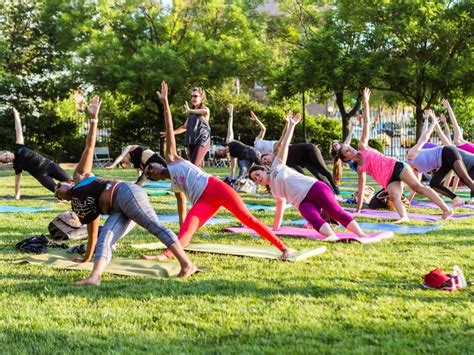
[0,167,473,354]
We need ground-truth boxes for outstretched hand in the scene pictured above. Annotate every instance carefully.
[289,113,301,125]
[227,104,234,116]
[363,87,371,100]
[183,101,191,114]
[87,96,101,119]
[441,98,451,110]
[156,81,168,102]
[249,111,257,121]
[424,109,436,119]
[12,107,20,120]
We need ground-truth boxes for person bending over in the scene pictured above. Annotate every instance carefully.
[249,111,278,155]
[442,99,474,154]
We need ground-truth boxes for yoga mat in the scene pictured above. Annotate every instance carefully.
[245,203,293,211]
[157,215,233,225]
[285,219,442,235]
[147,190,174,196]
[14,250,206,279]
[142,181,172,190]
[0,206,53,213]
[411,200,474,210]
[132,242,326,262]
[224,226,394,244]
[343,207,474,222]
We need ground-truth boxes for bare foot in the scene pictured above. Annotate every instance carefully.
[394,216,410,224]
[281,248,298,260]
[452,197,465,208]
[140,253,170,261]
[441,208,454,220]
[177,264,198,278]
[357,233,369,238]
[322,234,339,242]
[75,276,101,286]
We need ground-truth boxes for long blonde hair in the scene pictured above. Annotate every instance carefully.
[191,87,207,109]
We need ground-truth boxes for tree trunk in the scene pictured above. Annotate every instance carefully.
[335,91,361,142]
[152,99,164,156]
[414,102,424,141]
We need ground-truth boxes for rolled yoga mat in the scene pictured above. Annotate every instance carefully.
[285,219,442,234]
[224,226,394,244]
[132,242,326,262]
[0,205,53,213]
[14,250,206,279]
[343,207,474,222]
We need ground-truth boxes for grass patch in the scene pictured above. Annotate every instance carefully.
[0,167,473,353]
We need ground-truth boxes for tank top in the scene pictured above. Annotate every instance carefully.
[167,160,209,205]
[228,141,261,163]
[184,112,211,146]
[358,149,397,188]
[71,175,113,224]
[408,146,443,173]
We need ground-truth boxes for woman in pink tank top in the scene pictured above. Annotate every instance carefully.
[336,88,452,223]
[442,99,474,153]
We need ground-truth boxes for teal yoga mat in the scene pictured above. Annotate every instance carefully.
[0,206,53,213]
[157,214,233,225]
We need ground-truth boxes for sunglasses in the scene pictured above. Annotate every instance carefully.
[191,94,200,98]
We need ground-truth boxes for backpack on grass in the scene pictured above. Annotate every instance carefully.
[48,212,88,241]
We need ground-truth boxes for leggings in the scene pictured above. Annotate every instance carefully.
[95,182,177,262]
[430,146,474,199]
[289,145,340,195]
[188,141,210,167]
[237,159,253,178]
[298,181,353,231]
[163,176,286,257]
[30,162,71,192]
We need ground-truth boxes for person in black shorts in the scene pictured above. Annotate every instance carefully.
[214,105,261,180]
[0,108,71,199]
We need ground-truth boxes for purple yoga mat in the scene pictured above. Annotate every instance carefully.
[343,207,474,222]
[224,226,394,244]
[411,200,474,210]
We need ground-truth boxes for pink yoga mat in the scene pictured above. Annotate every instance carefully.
[411,200,474,210]
[224,226,394,244]
[343,207,474,222]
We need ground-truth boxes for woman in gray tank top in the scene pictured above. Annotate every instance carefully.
[164,87,211,167]
[407,110,474,206]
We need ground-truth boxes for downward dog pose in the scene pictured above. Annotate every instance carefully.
[214,104,261,180]
[249,111,278,155]
[164,87,211,167]
[249,113,368,241]
[336,88,452,223]
[442,99,474,153]
[106,145,167,184]
[407,110,474,205]
[55,96,196,285]
[0,108,71,199]
[143,82,295,260]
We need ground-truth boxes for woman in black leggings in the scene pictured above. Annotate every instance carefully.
[0,108,71,199]
[407,111,474,206]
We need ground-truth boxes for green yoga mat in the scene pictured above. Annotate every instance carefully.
[132,242,327,262]
[14,250,206,279]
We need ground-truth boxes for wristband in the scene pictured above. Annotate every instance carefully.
[89,118,98,123]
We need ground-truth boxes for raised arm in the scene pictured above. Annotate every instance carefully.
[226,104,234,143]
[407,110,438,160]
[13,108,24,144]
[438,114,453,145]
[273,114,290,156]
[275,113,301,165]
[73,217,99,263]
[106,145,134,169]
[442,99,464,144]
[250,111,267,140]
[433,114,452,146]
[73,96,101,181]
[359,88,371,148]
[157,81,180,162]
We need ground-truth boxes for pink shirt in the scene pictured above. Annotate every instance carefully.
[358,149,397,188]
[457,142,474,154]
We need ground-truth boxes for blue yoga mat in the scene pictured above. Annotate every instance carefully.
[142,181,172,190]
[285,219,441,234]
[157,215,233,225]
[245,203,293,211]
[0,206,53,213]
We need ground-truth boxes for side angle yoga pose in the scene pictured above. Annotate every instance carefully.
[55,95,196,285]
[143,81,296,260]
[163,87,211,167]
[214,104,262,180]
[0,108,71,199]
[249,113,368,241]
[336,88,452,223]
[407,110,474,205]
[249,111,278,155]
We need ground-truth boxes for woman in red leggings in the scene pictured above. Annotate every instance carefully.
[142,81,296,261]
